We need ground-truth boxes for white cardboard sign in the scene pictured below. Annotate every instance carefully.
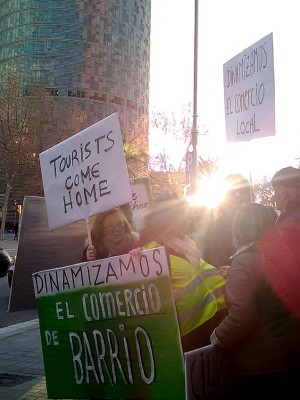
[40,113,131,230]
[223,32,275,143]
[129,177,152,231]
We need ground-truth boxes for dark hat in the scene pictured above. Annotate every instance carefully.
[263,167,300,189]
[225,174,251,192]
[139,198,190,244]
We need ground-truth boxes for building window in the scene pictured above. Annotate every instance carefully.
[77,90,85,98]
[46,87,58,96]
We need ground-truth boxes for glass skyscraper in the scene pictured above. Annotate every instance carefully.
[0,0,151,136]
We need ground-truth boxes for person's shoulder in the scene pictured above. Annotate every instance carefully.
[229,252,261,285]
[279,200,300,223]
[231,246,259,269]
[206,216,231,237]
[211,213,232,227]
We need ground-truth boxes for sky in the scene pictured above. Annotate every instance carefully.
[149,0,300,182]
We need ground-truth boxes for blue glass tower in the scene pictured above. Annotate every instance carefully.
[0,0,151,135]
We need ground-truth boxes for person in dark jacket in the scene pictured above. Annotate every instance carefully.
[263,166,300,222]
[264,167,300,264]
[210,202,300,398]
[13,223,19,241]
[263,166,300,318]
[202,174,252,268]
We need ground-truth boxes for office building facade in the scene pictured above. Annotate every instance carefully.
[0,0,151,136]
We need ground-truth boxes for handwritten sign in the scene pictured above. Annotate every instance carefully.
[129,177,152,231]
[9,182,151,312]
[223,32,275,143]
[39,113,132,230]
[33,247,185,400]
[185,345,237,400]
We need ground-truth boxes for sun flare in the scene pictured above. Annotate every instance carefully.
[186,176,227,209]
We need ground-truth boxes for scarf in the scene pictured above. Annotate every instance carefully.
[163,235,201,266]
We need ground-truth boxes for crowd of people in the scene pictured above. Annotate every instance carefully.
[82,165,300,398]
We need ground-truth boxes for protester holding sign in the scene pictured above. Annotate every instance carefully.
[210,203,300,398]
[130,198,227,352]
[83,207,139,261]
[33,246,186,400]
[37,113,186,399]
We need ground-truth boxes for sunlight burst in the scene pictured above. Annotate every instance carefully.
[186,176,227,209]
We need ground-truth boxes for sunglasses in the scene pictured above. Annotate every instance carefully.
[103,222,125,233]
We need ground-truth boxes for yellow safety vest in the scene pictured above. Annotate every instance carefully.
[142,241,227,336]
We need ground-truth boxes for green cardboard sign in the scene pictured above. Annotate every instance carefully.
[33,247,185,399]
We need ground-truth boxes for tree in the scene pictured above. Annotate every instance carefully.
[149,170,186,200]
[123,114,149,178]
[148,106,220,200]
[0,70,88,238]
[24,97,88,196]
[121,111,189,199]
[197,155,219,177]
[150,104,193,172]
[252,176,275,206]
[0,71,54,237]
